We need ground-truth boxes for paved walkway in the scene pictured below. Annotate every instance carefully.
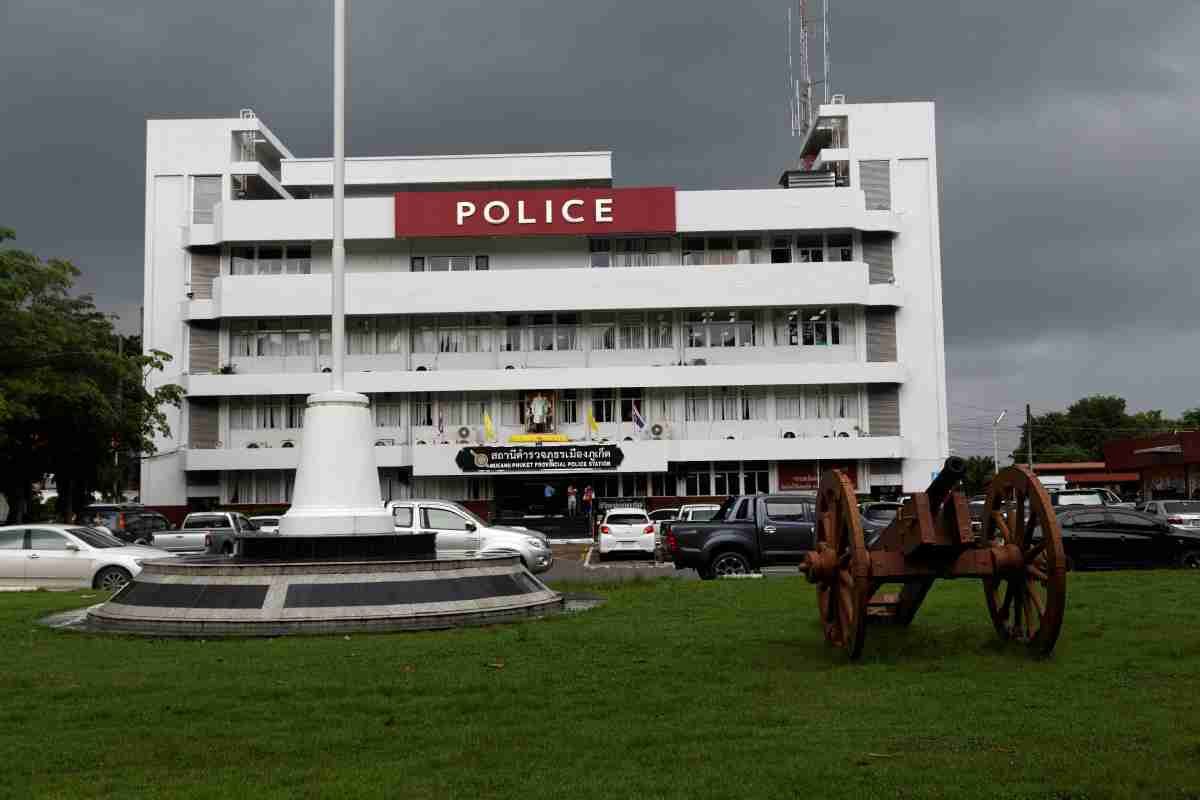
[543,544,803,584]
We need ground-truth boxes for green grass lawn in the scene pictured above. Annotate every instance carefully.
[1,571,1198,799]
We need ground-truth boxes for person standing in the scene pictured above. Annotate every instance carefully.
[582,485,595,519]
[566,483,578,517]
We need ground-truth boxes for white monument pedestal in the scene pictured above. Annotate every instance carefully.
[277,390,394,537]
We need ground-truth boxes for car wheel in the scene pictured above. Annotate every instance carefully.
[709,550,752,578]
[1180,551,1200,569]
[94,566,132,594]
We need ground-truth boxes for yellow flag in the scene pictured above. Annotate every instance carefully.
[587,409,600,435]
[483,410,496,441]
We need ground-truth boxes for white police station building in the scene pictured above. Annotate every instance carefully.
[141,100,948,522]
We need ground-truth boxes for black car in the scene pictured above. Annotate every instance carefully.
[1052,508,1200,570]
[860,502,903,535]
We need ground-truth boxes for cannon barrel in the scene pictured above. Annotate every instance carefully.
[925,455,967,511]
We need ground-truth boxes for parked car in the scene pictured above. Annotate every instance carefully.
[859,501,903,535]
[386,499,553,573]
[967,500,986,533]
[597,507,656,559]
[147,512,259,555]
[1140,500,1200,531]
[677,503,722,522]
[0,524,170,591]
[249,515,281,534]
[1049,489,1107,508]
[83,502,147,537]
[664,494,816,578]
[1041,508,1200,570]
[123,512,172,545]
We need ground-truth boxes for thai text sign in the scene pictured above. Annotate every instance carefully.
[455,444,625,473]
[395,187,676,237]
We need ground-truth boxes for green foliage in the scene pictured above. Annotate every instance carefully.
[1011,394,1181,463]
[1182,407,1200,429]
[961,455,995,496]
[1,575,1198,798]
[0,227,183,520]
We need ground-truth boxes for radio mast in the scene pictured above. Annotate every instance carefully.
[787,0,830,138]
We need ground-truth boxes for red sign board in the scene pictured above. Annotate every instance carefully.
[394,187,676,238]
[778,461,859,491]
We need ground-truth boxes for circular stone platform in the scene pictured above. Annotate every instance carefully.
[87,555,562,637]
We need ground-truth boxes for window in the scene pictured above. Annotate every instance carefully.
[765,500,811,521]
[256,246,283,275]
[591,313,617,351]
[776,307,845,347]
[410,256,425,272]
[770,236,792,264]
[713,462,740,495]
[619,313,645,350]
[735,236,763,264]
[1111,512,1159,532]
[428,256,471,272]
[424,507,469,530]
[743,462,769,494]
[733,499,750,520]
[0,530,24,549]
[776,391,803,420]
[412,394,434,427]
[230,399,254,430]
[685,310,756,348]
[439,393,465,427]
[231,246,255,275]
[502,315,522,352]
[806,386,829,419]
[230,320,254,357]
[464,394,490,428]
[392,506,413,528]
[591,388,616,424]
[257,398,285,429]
[685,465,712,496]
[684,390,710,422]
[827,233,853,262]
[375,394,404,428]
[682,237,706,266]
[286,396,306,429]
[1065,511,1105,528]
[619,388,643,423]
[559,390,578,424]
[650,473,675,497]
[555,313,578,351]
[285,320,313,357]
[377,316,404,354]
[797,236,824,263]
[646,392,670,422]
[347,317,374,355]
[192,176,221,224]
[284,244,312,274]
[648,312,672,349]
[475,255,489,271]
[317,320,331,356]
[255,319,283,357]
[589,239,612,268]
[705,237,735,265]
[411,316,437,354]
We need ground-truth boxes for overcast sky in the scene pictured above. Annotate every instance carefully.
[2,1,1198,458]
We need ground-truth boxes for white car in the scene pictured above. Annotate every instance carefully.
[0,524,170,592]
[386,499,553,574]
[249,515,281,534]
[678,503,722,522]
[1142,500,1200,530]
[598,508,656,557]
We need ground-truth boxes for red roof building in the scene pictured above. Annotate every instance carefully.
[1103,432,1200,500]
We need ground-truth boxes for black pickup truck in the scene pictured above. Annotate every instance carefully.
[663,494,819,578]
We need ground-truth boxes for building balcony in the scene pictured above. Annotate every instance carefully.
[182,435,905,476]
[182,261,904,322]
[182,361,906,398]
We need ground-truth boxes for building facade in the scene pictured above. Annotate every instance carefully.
[141,101,948,519]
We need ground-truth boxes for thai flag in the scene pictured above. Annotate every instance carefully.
[631,401,647,432]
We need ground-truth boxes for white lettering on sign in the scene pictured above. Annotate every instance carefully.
[456,201,477,225]
[453,197,620,227]
[562,199,584,223]
[483,201,510,224]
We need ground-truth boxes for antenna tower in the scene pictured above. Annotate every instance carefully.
[787,0,830,138]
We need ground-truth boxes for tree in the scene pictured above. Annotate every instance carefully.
[0,227,183,522]
[1010,394,1180,464]
[1182,408,1200,429]
[961,455,995,496]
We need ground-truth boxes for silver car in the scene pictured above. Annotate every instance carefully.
[0,524,170,592]
[1142,500,1200,531]
[386,499,553,573]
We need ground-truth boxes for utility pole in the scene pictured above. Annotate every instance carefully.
[992,409,1006,475]
[1026,403,1033,469]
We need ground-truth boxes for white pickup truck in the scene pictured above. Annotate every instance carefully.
[386,499,553,574]
[151,511,259,555]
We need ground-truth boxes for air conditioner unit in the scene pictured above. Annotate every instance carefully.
[415,439,427,446]
[281,440,295,448]
[455,426,472,443]
[724,433,738,440]
[375,438,395,447]
[246,442,259,449]
[690,358,707,366]
[782,431,797,439]
[649,422,670,440]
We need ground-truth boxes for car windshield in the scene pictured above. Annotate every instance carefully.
[67,527,126,548]
[1164,502,1200,514]
[864,506,899,522]
[606,514,648,525]
[1057,493,1102,506]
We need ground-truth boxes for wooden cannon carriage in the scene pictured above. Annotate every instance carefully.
[800,456,1067,659]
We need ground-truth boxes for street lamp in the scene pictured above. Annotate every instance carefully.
[992,410,1007,475]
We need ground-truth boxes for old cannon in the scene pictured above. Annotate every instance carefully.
[799,456,1066,659]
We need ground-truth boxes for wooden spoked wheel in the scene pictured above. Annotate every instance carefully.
[811,469,871,659]
[982,467,1067,656]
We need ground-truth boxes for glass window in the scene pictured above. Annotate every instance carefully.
[797,236,824,263]
[255,319,283,357]
[592,388,615,424]
[475,255,489,271]
[410,256,425,272]
[317,320,331,356]
[776,391,802,420]
[555,313,578,351]
[230,399,254,430]
[29,529,69,550]
[733,499,750,520]
[423,507,469,530]
[230,320,255,357]
[713,462,740,495]
[589,239,612,268]
[682,237,705,266]
[347,317,374,355]
[0,530,24,550]
[377,316,404,354]
[827,233,853,262]
[256,246,283,275]
[411,316,436,354]
[286,396,306,428]
[648,312,672,349]
[411,394,434,427]
[591,313,617,351]
[392,507,413,528]
[770,236,792,264]
[257,399,285,429]
[619,388,643,423]
[230,246,256,275]
[559,390,578,424]
[284,244,312,274]
[765,500,811,521]
[650,474,674,497]
[685,465,712,496]
[619,313,645,350]
[192,176,221,224]
[284,321,313,356]
[743,462,769,494]
[531,314,555,351]
[684,390,710,422]
[806,386,829,419]
[375,394,404,428]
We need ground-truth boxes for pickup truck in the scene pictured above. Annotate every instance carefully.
[150,511,259,555]
[663,494,818,579]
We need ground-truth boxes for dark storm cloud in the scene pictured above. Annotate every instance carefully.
[2,1,1197,443]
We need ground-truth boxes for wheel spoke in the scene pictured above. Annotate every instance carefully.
[992,512,1011,542]
[1000,581,1014,617]
[1024,538,1046,561]
[1027,582,1045,618]
[1026,563,1048,582]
